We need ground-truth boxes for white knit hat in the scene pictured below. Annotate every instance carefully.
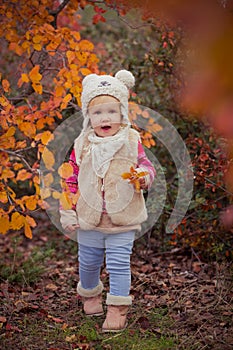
[81,69,135,130]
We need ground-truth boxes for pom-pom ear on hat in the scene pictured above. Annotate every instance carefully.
[82,74,98,88]
[115,70,135,90]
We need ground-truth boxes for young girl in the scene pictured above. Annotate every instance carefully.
[60,70,155,332]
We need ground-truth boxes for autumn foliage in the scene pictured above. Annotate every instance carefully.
[0,0,100,238]
[1,0,233,260]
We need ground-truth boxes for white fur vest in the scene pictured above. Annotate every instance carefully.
[74,128,148,230]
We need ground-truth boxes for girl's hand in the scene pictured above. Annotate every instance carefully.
[138,176,147,190]
[65,224,80,232]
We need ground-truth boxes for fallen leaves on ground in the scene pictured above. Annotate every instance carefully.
[0,214,232,349]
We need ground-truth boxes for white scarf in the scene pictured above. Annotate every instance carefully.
[88,126,130,178]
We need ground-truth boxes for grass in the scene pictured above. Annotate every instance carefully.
[0,307,176,350]
[0,238,55,285]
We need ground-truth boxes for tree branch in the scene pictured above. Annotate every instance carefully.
[49,0,71,28]
[0,149,35,172]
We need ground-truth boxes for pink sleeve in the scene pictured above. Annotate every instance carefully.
[137,141,156,188]
[60,149,79,210]
[65,149,79,195]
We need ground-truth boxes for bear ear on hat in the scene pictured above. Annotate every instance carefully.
[82,74,98,88]
[115,70,135,89]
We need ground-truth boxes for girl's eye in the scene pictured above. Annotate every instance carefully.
[94,110,101,115]
[109,109,117,114]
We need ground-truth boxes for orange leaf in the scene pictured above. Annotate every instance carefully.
[41,131,53,145]
[0,191,8,203]
[25,196,37,210]
[33,43,42,51]
[1,168,15,180]
[25,215,36,228]
[11,212,25,230]
[80,68,91,76]
[43,173,54,188]
[2,79,10,92]
[121,166,148,193]
[21,73,29,83]
[52,191,61,199]
[29,65,42,83]
[40,188,51,199]
[0,215,10,234]
[32,82,43,94]
[55,86,64,97]
[32,34,42,44]
[79,40,94,51]
[24,222,32,239]
[59,192,72,210]
[18,122,36,138]
[58,163,73,179]
[66,50,75,64]
[60,93,72,110]
[16,169,32,181]
[42,147,55,170]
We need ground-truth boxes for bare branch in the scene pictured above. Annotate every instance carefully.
[0,149,35,172]
[49,0,71,15]
[49,0,71,28]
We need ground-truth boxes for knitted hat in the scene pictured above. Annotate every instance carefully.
[81,70,135,130]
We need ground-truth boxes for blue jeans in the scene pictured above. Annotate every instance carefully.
[77,230,135,297]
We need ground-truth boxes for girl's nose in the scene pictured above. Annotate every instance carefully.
[101,114,110,122]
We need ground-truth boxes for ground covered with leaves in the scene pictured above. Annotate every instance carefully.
[0,216,232,350]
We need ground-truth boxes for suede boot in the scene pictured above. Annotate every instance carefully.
[102,293,132,332]
[82,294,104,316]
[77,281,104,316]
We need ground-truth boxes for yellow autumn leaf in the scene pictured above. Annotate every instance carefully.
[121,166,148,193]
[0,215,10,234]
[32,34,42,44]
[11,212,25,230]
[60,93,72,110]
[42,147,55,170]
[66,50,75,64]
[41,131,53,145]
[71,191,80,205]
[0,191,8,203]
[60,192,72,210]
[72,31,81,41]
[25,196,37,210]
[43,173,53,187]
[55,85,64,97]
[2,79,10,92]
[79,40,94,51]
[24,222,32,239]
[33,43,42,51]
[142,110,149,118]
[80,68,91,76]
[142,139,151,148]
[1,168,15,180]
[25,215,37,228]
[16,169,32,181]
[29,65,42,83]
[40,188,51,199]
[18,122,36,138]
[147,122,163,133]
[21,73,29,83]
[32,82,43,94]
[52,191,61,199]
[58,163,73,179]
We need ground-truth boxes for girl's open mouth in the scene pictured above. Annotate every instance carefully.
[101,125,111,131]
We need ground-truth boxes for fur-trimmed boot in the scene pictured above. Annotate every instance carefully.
[102,293,132,332]
[77,281,104,316]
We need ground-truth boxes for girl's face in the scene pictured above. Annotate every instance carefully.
[88,95,122,137]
